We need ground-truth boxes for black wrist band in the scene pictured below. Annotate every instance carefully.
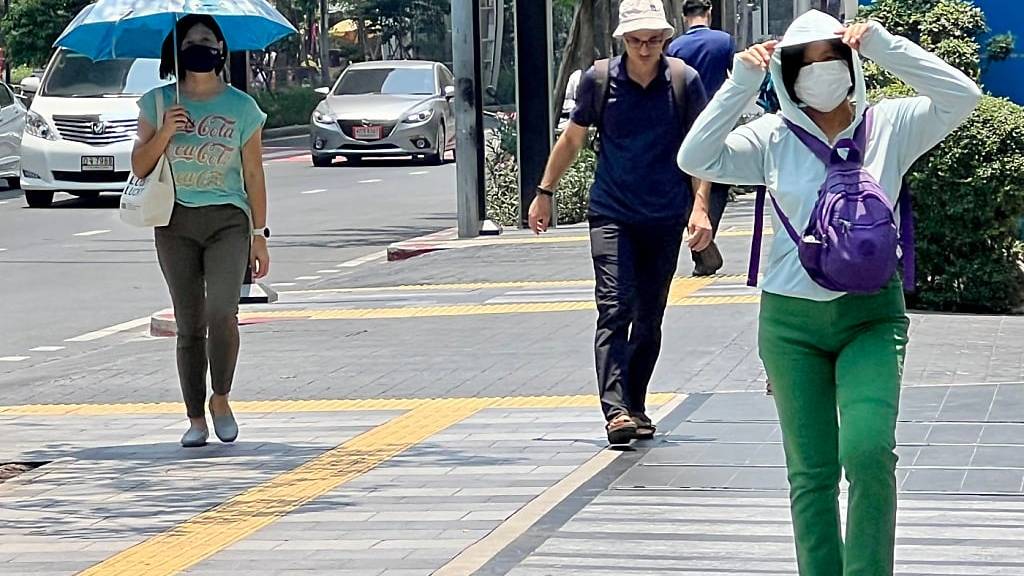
[536,187,554,197]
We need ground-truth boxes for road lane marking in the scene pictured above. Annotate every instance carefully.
[0,356,29,362]
[73,229,111,237]
[0,248,7,252]
[269,282,296,288]
[65,317,151,343]
[282,276,748,295]
[358,179,382,184]
[315,269,338,274]
[301,189,326,195]
[29,346,65,352]
[409,170,429,175]
[294,275,321,281]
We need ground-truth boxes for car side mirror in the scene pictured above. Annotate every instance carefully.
[20,77,40,95]
[444,85,455,99]
[315,86,330,96]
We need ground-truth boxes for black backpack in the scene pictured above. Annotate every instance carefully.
[590,55,689,151]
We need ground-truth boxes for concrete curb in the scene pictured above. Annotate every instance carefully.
[150,284,278,337]
[386,228,460,261]
[262,125,309,140]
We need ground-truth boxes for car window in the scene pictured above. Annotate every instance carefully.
[441,68,454,90]
[41,50,168,98]
[335,68,435,96]
[0,85,13,108]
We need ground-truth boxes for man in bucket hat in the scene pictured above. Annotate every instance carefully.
[529,0,712,445]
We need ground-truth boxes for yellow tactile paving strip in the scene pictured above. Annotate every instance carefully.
[0,393,675,417]
[241,276,755,324]
[424,227,771,248]
[0,394,674,575]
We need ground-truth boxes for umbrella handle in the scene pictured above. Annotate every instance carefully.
[174,15,180,104]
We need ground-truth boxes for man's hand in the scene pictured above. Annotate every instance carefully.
[688,206,713,252]
[736,40,778,72]
[529,194,553,234]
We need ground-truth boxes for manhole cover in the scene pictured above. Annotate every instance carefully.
[0,462,47,484]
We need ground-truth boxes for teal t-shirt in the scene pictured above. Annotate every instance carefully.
[138,84,267,215]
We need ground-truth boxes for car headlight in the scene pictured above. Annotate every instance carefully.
[402,108,434,124]
[312,108,337,125]
[25,111,57,141]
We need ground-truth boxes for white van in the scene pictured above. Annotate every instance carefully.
[20,49,169,208]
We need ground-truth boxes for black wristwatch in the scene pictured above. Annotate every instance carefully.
[536,186,554,198]
[252,227,271,239]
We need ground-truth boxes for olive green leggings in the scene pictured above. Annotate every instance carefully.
[758,280,909,576]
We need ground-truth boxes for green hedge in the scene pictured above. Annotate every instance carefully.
[900,92,1024,313]
[253,88,323,130]
[483,113,593,227]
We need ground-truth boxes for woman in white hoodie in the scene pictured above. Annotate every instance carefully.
[678,11,980,576]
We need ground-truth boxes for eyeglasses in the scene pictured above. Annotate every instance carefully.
[623,35,666,49]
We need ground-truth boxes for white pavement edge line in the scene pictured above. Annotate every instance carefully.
[433,393,688,576]
[337,250,387,268]
[73,229,111,237]
[65,317,151,343]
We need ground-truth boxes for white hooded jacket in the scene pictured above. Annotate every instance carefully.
[678,10,982,301]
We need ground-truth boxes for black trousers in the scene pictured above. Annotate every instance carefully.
[590,216,684,420]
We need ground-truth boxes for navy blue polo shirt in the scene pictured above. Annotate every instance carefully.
[667,25,735,97]
[571,55,707,224]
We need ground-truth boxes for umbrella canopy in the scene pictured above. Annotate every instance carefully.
[55,0,297,61]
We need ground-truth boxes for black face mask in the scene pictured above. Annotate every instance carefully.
[181,45,222,73]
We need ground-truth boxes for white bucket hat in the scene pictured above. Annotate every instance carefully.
[613,0,676,39]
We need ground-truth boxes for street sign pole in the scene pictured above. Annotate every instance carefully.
[514,0,554,229]
[452,0,486,238]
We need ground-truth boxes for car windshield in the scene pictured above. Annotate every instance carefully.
[334,67,435,96]
[41,50,167,98]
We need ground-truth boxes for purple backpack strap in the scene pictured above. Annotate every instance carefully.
[747,186,803,288]
[899,181,916,292]
[783,108,874,164]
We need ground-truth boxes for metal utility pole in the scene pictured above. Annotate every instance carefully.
[514,0,554,229]
[451,0,486,238]
[319,0,331,86]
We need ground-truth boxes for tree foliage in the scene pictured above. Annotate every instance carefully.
[1,0,90,67]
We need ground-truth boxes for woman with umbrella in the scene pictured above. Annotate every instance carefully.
[131,14,270,447]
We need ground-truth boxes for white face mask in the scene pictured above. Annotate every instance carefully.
[794,60,853,112]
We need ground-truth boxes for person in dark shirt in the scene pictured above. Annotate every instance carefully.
[667,0,737,276]
[528,0,711,445]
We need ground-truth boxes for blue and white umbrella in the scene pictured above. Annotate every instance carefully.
[54,0,297,61]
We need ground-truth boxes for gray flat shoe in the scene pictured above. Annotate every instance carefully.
[210,399,238,443]
[181,425,209,448]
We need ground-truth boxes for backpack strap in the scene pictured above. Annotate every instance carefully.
[898,180,916,292]
[784,108,875,165]
[666,57,688,123]
[747,185,803,288]
[592,58,612,137]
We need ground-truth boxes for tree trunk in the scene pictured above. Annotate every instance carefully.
[664,0,683,34]
[319,0,331,86]
[594,0,611,58]
[578,0,595,70]
[552,0,584,120]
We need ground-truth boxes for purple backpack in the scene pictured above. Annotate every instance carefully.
[748,109,915,294]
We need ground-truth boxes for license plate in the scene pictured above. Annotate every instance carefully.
[352,125,383,140]
[81,156,114,171]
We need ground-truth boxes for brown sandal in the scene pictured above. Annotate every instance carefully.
[606,414,638,445]
[631,413,656,440]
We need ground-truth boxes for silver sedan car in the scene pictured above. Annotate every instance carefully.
[310,60,456,166]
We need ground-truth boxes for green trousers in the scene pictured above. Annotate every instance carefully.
[758,280,909,576]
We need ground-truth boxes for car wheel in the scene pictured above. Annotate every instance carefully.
[427,125,446,166]
[312,154,334,167]
[25,191,53,208]
[6,177,20,190]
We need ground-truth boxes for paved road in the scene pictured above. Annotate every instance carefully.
[0,139,456,365]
